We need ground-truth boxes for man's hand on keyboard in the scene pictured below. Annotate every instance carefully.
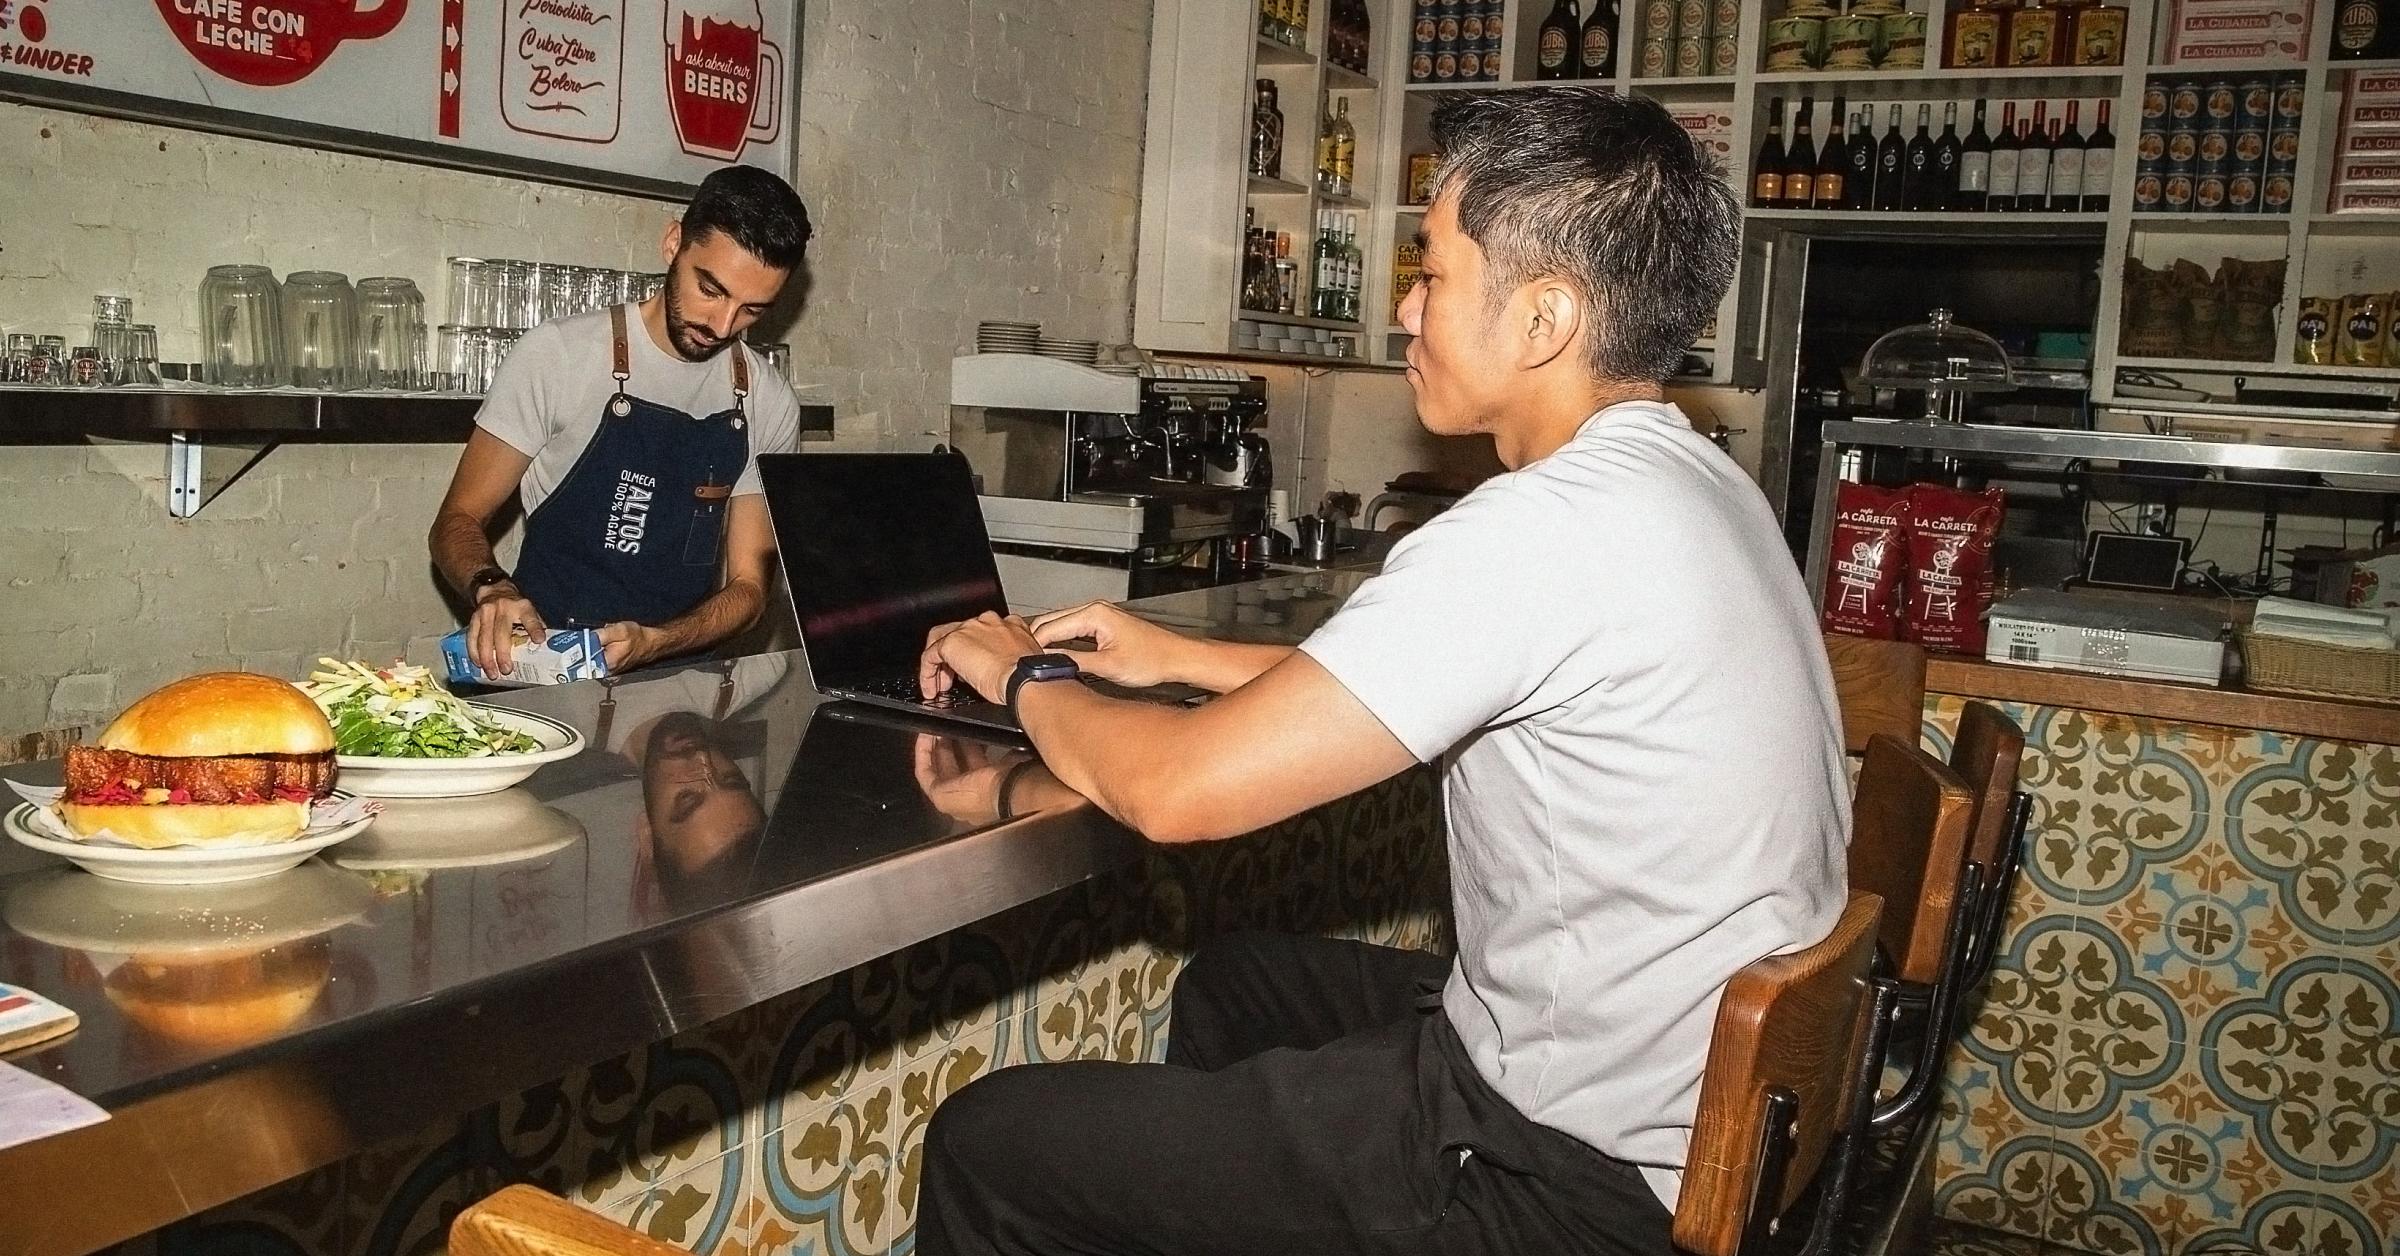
[920,612,1043,706]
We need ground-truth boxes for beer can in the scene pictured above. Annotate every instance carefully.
[2133,171,2165,211]
[2273,73,2305,127]
[1711,0,1740,38]
[1459,7,1484,46]
[1410,50,1435,81]
[2137,123,2168,167]
[2262,172,2294,213]
[2141,83,2169,123]
[2195,174,2228,211]
[1880,11,1927,68]
[1436,11,1460,51]
[2227,172,2260,212]
[1675,35,1706,75]
[2170,80,2203,123]
[2204,79,2238,124]
[1413,14,1437,48]
[1643,0,1677,41]
[1823,13,1878,69]
[2198,129,2231,168]
[2166,127,2199,166]
[2164,173,2195,211]
[1459,48,1482,79]
[1678,0,1709,38]
[2233,124,2268,168]
[1710,34,1739,75]
[2238,78,2273,127]
[1639,36,1670,76]
[1434,50,1458,81]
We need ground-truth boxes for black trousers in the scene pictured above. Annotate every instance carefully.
[915,932,1675,1256]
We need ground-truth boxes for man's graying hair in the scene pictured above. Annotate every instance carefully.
[1429,87,1739,384]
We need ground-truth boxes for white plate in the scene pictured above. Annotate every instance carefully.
[333,789,585,870]
[4,803,377,885]
[333,706,585,798]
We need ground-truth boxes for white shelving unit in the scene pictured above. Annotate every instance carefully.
[1134,0,2399,397]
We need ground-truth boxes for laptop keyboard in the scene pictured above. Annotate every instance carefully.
[848,675,982,708]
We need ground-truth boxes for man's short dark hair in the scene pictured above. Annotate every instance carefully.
[682,166,813,271]
[1429,87,1738,384]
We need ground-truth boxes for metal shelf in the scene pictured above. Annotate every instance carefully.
[1248,173,1312,196]
[1257,35,1314,67]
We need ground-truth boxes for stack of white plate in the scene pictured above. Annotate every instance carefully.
[1096,362,1144,376]
[1035,337,1101,365]
[976,321,1040,354]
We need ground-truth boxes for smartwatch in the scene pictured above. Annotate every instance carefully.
[466,566,515,601]
[1005,652,1082,709]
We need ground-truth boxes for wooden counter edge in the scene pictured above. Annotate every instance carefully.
[1926,658,2400,747]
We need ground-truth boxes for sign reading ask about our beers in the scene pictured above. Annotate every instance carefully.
[0,0,796,195]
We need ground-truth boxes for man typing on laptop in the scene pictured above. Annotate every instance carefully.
[910,89,1850,1256]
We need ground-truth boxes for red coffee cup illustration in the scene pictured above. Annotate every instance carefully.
[664,0,784,160]
[154,0,408,88]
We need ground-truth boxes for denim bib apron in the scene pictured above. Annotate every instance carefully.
[515,304,750,630]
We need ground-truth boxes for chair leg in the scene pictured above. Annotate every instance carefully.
[1869,865,1982,1134]
[1796,977,1901,1256]
[1966,793,2032,988]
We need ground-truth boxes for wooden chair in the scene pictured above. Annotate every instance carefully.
[1676,893,1890,1256]
[1947,702,2031,990]
[452,1184,672,1256]
[1820,634,1927,756]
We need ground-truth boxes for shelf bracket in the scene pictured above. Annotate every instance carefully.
[166,431,278,519]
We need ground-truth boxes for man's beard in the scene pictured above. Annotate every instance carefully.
[661,285,728,361]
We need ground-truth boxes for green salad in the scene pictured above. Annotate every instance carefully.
[301,659,543,759]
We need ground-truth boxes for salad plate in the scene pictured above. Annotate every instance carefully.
[303,661,586,799]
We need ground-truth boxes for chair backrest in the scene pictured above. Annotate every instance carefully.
[1821,634,1928,756]
[1947,701,2027,893]
[1676,892,1886,1256]
[1848,734,1978,986]
[452,1184,680,1256]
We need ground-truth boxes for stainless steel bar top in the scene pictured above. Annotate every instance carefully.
[0,570,1375,1255]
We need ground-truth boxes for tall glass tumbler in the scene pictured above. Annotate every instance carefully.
[284,270,361,391]
[358,277,429,390]
[199,264,286,388]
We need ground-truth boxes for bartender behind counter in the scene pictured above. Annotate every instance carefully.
[430,167,813,677]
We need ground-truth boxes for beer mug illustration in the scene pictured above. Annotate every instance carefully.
[663,0,785,161]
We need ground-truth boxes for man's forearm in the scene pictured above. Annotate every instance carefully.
[642,577,767,660]
[429,510,504,597]
[1173,638,1298,693]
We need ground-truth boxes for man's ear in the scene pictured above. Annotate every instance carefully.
[1514,279,1582,372]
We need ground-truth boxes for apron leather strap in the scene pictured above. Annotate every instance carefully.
[607,304,634,418]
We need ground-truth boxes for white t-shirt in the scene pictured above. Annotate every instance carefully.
[474,304,802,516]
[1299,401,1850,1211]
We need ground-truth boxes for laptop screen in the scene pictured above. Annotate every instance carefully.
[757,452,1010,687]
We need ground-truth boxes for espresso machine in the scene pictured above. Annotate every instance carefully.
[948,356,1272,613]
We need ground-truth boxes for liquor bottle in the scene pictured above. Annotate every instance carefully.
[1874,103,1905,211]
[1902,103,1934,210]
[2081,98,2116,212]
[1249,80,1283,179]
[2017,101,2053,213]
[1342,214,1364,322]
[1815,95,1850,210]
[1785,96,1819,208]
[1988,101,2022,211]
[1844,108,1877,209]
[1956,99,1993,211]
[1753,95,1788,208]
[1312,212,1337,319]
[1581,1,1620,78]
[1330,98,1357,198]
[1316,100,1340,194]
[1932,101,1964,210]
[1538,0,1582,80]
[2050,100,2086,212]
[2331,0,2392,59]
[1274,234,1297,315]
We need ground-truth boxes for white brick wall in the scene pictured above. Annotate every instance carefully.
[0,0,1152,741]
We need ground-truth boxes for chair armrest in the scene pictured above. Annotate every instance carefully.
[451,1184,680,1256]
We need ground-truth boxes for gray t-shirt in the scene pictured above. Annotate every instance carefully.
[473,304,801,516]
[1300,401,1850,1211]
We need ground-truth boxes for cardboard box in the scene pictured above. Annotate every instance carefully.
[2167,0,2313,61]
[2345,98,2400,131]
[1670,105,1737,162]
[2345,130,2400,156]
[2328,186,2400,212]
[2321,543,2400,610]
[2332,155,2400,185]
[2351,71,2400,102]
[440,627,610,687]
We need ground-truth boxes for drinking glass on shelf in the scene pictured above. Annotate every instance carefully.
[493,260,535,329]
[447,257,495,327]
[434,324,471,392]
[68,346,104,387]
[92,294,133,330]
[199,264,285,388]
[31,335,67,386]
[125,324,161,386]
[284,270,361,391]
[357,277,429,390]
[2,333,34,384]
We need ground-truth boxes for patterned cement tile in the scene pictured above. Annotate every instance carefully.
[620,1146,747,1254]
[752,1079,905,1256]
[884,1025,1007,1255]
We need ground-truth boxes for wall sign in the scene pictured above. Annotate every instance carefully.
[0,0,796,198]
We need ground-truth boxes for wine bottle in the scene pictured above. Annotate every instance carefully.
[2017,101,2052,212]
[2050,100,2085,212]
[1815,95,1850,210]
[1902,103,1934,211]
[1844,108,1878,210]
[1753,95,1788,208]
[1932,101,1964,211]
[1957,98,1993,212]
[2081,98,2116,212]
[1874,103,1906,211]
[1786,96,1819,208]
[1988,101,2021,212]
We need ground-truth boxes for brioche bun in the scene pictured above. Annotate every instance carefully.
[57,799,310,848]
[104,938,333,1049]
[96,673,333,759]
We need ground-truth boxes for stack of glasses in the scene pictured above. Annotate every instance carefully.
[436,258,666,393]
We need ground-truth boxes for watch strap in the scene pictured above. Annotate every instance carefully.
[467,566,514,599]
[1005,653,1079,709]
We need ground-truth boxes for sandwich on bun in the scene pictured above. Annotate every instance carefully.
[60,673,337,847]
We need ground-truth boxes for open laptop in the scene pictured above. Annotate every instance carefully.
[757,452,1027,731]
